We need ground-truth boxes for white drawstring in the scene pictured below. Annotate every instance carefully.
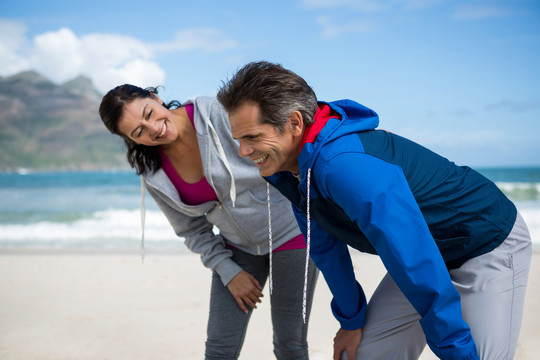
[140,176,146,263]
[205,118,237,206]
[302,168,312,323]
[267,182,273,295]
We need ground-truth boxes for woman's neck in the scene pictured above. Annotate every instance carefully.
[161,106,205,183]
[162,107,196,153]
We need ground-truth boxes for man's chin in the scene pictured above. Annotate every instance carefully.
[258,167,276,178]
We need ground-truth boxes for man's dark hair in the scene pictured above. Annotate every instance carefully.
[217,61,318,132]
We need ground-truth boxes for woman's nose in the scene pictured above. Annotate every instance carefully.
[148,120,160,135]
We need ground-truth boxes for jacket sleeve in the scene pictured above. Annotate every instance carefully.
[317,152,479,360]
[145,184,242,286]
[291,205,368,330]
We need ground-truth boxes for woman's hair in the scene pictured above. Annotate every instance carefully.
[99,84,181,175]
[217,61,318,132]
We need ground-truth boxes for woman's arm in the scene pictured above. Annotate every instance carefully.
[145,183,243,286]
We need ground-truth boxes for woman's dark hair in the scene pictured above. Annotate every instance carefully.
[98,84,181,175]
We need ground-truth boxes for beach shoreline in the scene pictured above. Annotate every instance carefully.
[1,250,538,360]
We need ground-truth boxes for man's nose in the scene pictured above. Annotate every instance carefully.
[238,141,252,158]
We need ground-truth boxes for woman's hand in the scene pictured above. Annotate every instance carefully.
[333,327,363,360]
[226,270,263,313]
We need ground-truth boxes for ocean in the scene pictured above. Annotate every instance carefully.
[0,167,539,252]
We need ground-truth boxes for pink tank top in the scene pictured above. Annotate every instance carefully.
[160,104,305,252]
[159,104,218,205]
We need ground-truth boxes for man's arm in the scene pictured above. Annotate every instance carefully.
[292,205,368,330]
[319,152,479,360]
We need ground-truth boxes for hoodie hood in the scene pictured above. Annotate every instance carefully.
[140,97,238,262]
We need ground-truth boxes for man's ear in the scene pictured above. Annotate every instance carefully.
[288,111,304,136]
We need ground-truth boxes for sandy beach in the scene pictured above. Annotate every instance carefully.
[1,250,538,360]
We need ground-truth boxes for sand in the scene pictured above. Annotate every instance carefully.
[0,250,538,360]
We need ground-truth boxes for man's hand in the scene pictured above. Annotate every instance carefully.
[333,327,363,360]
[226,270,263,313]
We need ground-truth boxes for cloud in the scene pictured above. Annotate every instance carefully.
[0,19,237,94]
[400,126,502,149]
[486,99,540,112]
[152,27,238,53]
[306,0,445,38]
[398,0,447,11]
[301,0,386,11]
[452,4,512,20]
[30,28,85,83]
[302,0,447,12]
[317,16,375,38]
[0,19,31,75]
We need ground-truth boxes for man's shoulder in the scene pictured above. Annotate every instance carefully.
[315,130,371,164]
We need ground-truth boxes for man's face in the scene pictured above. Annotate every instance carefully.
[229,102,302,177]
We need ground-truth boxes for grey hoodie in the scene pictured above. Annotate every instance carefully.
[142,97,301,286]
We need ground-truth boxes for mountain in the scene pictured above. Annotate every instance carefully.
[0,71,127,171]
[61,75,103,103]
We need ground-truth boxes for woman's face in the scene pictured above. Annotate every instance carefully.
[117,95,178,146]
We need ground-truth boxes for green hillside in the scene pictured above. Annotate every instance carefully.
[0,71,127,171]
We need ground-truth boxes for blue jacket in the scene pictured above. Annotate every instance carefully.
[266,100,516,360]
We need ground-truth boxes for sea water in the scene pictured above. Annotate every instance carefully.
[0,168,538,251]
[0,170,176,252]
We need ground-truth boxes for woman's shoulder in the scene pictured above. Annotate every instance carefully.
[190,96,219,108]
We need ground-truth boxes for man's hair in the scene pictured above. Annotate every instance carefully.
[217,61,318,132]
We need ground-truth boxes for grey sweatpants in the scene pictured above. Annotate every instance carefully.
[342,212,532,360]
[205,247,319,360]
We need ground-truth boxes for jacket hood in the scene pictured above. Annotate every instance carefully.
[298,99,379,179]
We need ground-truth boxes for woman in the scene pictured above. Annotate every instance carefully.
[99,84,318,360]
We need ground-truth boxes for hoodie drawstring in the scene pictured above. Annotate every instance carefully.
[205,118,237,207]
[267,183,273,294]
[266,169,312,323]
[140,176,146,263]
[302,168,312,323]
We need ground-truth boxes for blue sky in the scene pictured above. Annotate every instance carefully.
[1,0,539,167]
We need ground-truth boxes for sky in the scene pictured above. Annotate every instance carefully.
[1,0,539,167]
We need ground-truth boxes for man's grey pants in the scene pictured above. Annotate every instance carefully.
[342,212,532,360]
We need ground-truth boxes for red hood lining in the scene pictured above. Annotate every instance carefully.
[300,104,341,153]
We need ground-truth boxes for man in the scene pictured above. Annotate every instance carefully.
[217,61,532,360]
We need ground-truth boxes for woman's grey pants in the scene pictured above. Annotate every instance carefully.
[205,247,319,360]
[342,212,532,360]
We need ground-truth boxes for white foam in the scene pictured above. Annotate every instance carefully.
[0,209,179,246]
[518,206,540,247]
[495,182,540,202]
[1,205,538,249]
